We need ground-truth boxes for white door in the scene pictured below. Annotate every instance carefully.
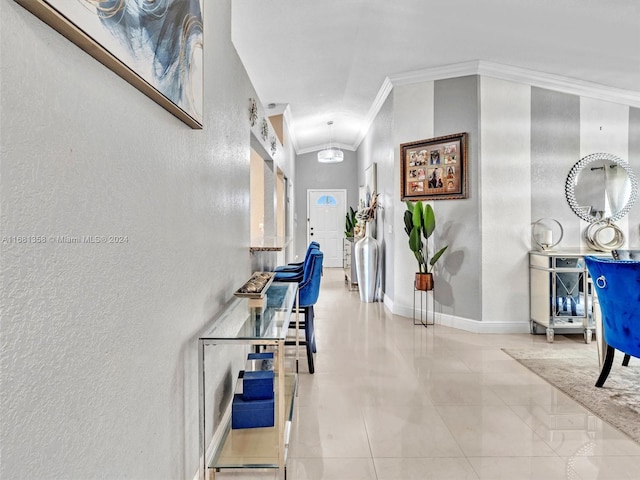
[308,190,346,268]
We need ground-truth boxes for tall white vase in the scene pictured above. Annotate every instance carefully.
[355,222,379,302]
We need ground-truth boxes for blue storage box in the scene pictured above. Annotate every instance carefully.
[242,370,274,400]
[231,394,274,429]
[247,352,274,371]
[248,352,273,360]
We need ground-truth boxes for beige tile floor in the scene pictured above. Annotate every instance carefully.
[216,268,640,479]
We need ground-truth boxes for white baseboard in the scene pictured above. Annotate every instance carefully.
[192,406,232,480]
[383,292,530,334]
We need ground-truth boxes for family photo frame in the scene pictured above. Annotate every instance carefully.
[400,132,468,201]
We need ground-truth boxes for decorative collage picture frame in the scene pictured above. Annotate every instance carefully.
[400,132,468,201]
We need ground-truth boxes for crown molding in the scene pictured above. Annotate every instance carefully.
[351,76,394,151]
[388,60,640,107]
[296,144,320,155]
[282,104,300,153]
[475,61,640,108]
[388,60,482,86]
[352,60,640,150]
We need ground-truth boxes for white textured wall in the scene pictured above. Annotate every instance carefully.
[391,82,435,316]
[479,77,531,330]
[250,150,266,240]
[0,0,281,478]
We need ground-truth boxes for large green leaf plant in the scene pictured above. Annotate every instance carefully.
[403,201,448,273]
[344,207,357,237]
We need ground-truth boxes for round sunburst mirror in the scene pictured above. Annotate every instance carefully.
[565,153,638,251]
[565,153,637,223]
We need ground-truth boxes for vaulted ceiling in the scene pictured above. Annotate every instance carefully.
[231,0,640,154]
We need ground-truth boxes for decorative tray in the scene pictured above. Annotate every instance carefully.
[234,272,275,299]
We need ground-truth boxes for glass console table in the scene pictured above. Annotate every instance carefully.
[198,282,299,479]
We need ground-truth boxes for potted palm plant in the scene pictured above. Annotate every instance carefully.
[344,207,357,238]
[404,201,447,291]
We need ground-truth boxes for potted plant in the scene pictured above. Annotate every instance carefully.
[404,201,448,291]
[344,206,357,238]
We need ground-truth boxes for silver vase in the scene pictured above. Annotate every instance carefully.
[355,223,379,302]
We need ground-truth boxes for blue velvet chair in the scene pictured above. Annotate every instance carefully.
[275,242,319,271]
[609,250,640,366]
[283,249,323,374]
[274,242,319,282]
[299,250,323,373]
[584,256,640,387]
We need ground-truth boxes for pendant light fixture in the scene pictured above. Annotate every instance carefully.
[317,120,344,163]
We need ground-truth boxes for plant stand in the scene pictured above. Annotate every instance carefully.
[413,283,435,327]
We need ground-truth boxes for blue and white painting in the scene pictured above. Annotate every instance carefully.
[45,0,204,126]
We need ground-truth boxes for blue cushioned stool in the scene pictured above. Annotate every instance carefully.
[274,242,319,282]
[294,250,323,373]
[274,242,319,275]
[278,250,323,373]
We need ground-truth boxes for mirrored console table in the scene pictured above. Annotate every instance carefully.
[529,249,610,343]
[198,282,299,479]
[343,238,358,290]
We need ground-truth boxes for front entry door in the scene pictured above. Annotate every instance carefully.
[307,189,346,268]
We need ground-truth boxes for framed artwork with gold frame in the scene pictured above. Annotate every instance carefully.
[400,132,468,201]
[15,0,204,128]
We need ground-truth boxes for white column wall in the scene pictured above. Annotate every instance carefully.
[391,82,435,318]
[479,77,531,330]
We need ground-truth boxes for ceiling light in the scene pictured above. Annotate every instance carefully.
[317,121,343,163]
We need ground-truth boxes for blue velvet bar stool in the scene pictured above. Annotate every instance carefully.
[291,250,323,373]
[584,255,640,387]
[275,246,322,357]
[274,242,319,275]
[274,242,319,282]
[277,249,323,373]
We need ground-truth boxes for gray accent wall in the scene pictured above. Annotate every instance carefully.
[529,89,639,249]
[359,74,638,330]
[531,88,581,245]
[293,150,359,261]
[433,76,481,321]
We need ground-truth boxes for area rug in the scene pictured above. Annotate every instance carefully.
[503,344,640,444]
